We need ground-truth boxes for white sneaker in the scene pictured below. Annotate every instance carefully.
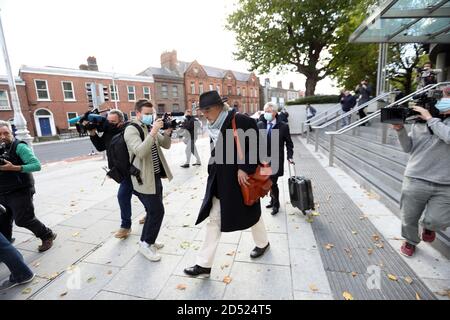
[139,241,161,262]
[153,241,164,250]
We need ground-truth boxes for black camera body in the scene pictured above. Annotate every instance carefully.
[162,112,184,130]
[68,109,108,134]
[0,142,11,166]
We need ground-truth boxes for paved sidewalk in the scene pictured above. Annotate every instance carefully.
[0,136,448,300]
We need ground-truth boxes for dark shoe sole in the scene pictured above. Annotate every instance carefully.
[38,233,57,252]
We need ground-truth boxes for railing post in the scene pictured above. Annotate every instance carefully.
[315,129,320,152]
[381,123,388,144]
[306,125,311,144]
[329,135,335,167]
[301,122,304,137]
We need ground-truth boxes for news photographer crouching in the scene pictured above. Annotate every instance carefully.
[392,94,450,257]
[0,121,56,252]
[85,109,142,239]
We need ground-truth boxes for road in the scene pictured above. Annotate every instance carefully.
[33,138,99,164]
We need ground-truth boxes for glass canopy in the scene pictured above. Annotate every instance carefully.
[350,0,450,43]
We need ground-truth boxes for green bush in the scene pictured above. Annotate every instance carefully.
[286,95,340,105]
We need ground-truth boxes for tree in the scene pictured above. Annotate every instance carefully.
[386,43,427,95]
[227,0,360,96]
[327,0,379,92]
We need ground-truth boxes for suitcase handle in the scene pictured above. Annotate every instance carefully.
[288,160,297,177]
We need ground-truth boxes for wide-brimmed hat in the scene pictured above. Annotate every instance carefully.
[199,91,228,110]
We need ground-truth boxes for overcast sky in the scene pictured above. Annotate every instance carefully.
[0,0,337,94]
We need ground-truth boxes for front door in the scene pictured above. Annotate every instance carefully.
[39,117,52,136]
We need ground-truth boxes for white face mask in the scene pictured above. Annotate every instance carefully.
[264,113,273,122]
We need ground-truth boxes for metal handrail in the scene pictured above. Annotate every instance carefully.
[312,92,392,130]
[301,103,342,140]
[323,82,450,167]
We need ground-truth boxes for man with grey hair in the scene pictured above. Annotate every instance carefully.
[0,120,56,252]
[258,102,294,215]
[86,109,137,239]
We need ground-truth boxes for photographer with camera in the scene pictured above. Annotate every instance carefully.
[355,78,372,125]
[0,121,56,252]
[180,109,201,168]
[392,92,450,257]
[84,109,142,239]
[124,99,173,262]
[416,61,441,90]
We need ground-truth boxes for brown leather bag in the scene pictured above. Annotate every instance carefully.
[232,115,272,206]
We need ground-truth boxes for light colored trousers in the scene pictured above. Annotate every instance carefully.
[196,197,269,268]
[401,177,450,245]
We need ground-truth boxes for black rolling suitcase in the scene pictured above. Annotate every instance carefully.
[288,162,315,214]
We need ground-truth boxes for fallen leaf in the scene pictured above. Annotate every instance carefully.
[343,291,354,300]
[226,251,235,256]
[311,211,320,216]
[388,274,398,281]
[416,292,421,300]
[33,261,40,267]
[306,217,314,223]
[372,234,380,242]
[404,276,413,284]
[182,224,189,228]
[223,276,232,284]
[393,237,403,241]
[107,270,113,275]
[351,272,357,277]
[367,248,373,255]
[87,276,96,283]
[176,284,187,290]
[60,291,68,297]
[72,232,80,237]
[22,288,32,294]
[325,243,334,250]
[47,272,59,280]
[309,284,319,292]
[220,264,230,270]
[435,289,450,298]
[351,231,358,235]
[375,243,384,249]
[180,241,191,249]
[359,216,366,220]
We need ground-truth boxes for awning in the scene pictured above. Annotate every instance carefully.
[350,0,450,43]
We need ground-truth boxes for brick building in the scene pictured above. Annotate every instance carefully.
[140,50,260,115]
[13,58,154,138]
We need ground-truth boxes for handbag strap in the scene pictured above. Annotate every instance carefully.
[231,114,244,161]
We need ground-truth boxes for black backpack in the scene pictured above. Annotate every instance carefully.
[106,122,144,184]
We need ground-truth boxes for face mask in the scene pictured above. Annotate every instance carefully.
[264,113,273,122]
[141,114,153,125]
[436,98,450,113]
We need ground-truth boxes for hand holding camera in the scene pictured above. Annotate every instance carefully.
[151,118,164,137]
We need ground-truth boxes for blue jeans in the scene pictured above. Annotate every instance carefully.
[134,175,164,245]
[118,176,133,229]
[0,232,33,283]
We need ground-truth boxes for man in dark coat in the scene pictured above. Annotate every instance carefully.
[180,109,201,168]
[258,102,294,215]
[184,91,270,277]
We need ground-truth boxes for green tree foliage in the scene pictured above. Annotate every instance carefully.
[227,0,360,96]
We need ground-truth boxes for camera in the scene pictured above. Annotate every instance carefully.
[162,112,184,130]
[68,109,109,134]
[0,142,10,166]
[381,89,443,124]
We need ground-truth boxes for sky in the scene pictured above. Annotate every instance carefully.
[0,0,337,94]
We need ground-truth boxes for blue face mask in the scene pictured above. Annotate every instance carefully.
[435,98,450,113]
[264,113,273,122]
[141,114,153,125]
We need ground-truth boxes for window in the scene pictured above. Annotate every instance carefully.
[190,82,195,94]
[216,85,220,94]
[130,111,137,120]
[158,104,165,114]
[227,86,232,96]
[127,86,136,101]
[143,86,151,100]
[173,104,180,112]
[237,87,241,96]
[161,85,168,98]
[209,84,213,91]
[199,82,204,94]
[67,112,77,129]
[250,88,254,98]
[191,102,197,110]
[35,80,50,100]
[0,90,11,110]
[243,88,246,97]
[110,84,119,101]
[61,81,75,101]
[172,85,178,98]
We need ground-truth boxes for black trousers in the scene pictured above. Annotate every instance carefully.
[134,175,165,245]
[269,176,280,209]
[358,107,367,122]
[0,188,52,241]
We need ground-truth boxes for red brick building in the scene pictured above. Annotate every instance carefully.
[16,61,154,137]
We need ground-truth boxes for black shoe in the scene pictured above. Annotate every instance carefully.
[38,232,57,252]
[250,242,270,259]
[180,164,190,168]
[271,207,279,215]
[192,162,201,166]
[184,265,211,277]
[265,203,273,209]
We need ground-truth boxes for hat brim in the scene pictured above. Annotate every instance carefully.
[199,97,228,110]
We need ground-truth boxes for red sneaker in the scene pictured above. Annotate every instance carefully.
[422,229,436,243]
[400,242,416,257]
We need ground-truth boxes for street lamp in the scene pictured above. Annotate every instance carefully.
[0,11,33,145]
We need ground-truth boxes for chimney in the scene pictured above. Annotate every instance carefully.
[161,50,178,71]
[79,64,89,70]
[289,82,294,90]
[87,56,98,71]
[277,81,283,89]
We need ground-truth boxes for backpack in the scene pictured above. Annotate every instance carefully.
[106,122,144,184]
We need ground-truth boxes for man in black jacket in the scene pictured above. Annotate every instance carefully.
[87,110,136,239]
[180,109,201,168]
[258,102,294,215]
[340,90,357,127]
